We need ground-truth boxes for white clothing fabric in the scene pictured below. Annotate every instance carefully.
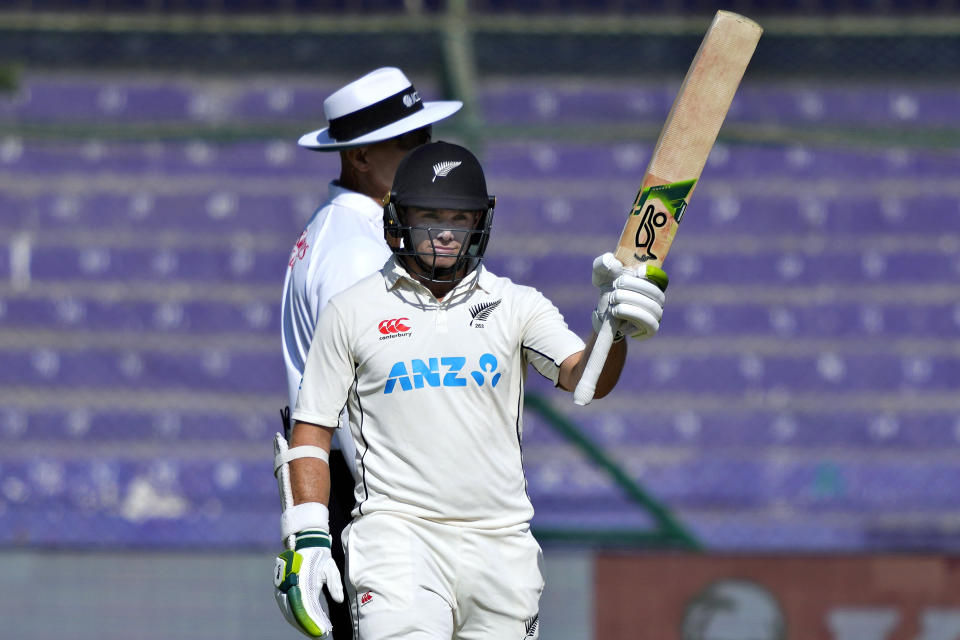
[343,512,542,640]
[281,182,393,477]
[292,256,585,529]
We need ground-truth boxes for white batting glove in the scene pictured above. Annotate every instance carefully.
[274,527,344,638]
[591,252,668,342]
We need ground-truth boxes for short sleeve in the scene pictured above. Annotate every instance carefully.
[292,301,355,428]
[520,290,585,385]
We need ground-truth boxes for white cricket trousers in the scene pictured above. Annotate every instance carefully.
[343,512,543,640]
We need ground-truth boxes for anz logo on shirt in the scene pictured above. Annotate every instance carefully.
[384,353,501,394]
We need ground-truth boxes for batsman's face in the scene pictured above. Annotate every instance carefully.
[405,208,481,270]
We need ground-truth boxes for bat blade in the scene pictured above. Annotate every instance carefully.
[574,11,762,406]
[616,10,762,270]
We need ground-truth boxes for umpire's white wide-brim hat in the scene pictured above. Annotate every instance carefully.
[297,67,463,151]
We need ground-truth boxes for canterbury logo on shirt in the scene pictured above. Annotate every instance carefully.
[384,353,501,394]
[378,318,412,340]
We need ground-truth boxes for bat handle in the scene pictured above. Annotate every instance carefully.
[274,433,298,551]
[574,313,618,406]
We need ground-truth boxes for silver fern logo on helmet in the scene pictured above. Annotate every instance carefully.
[432,161,462,182]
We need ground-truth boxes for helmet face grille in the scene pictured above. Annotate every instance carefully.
[390,208,494,283]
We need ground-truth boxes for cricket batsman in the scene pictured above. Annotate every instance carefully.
[273,142,668,638]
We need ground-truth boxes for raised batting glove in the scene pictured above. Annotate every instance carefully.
[274,504,343,638]
[592,252,668,342]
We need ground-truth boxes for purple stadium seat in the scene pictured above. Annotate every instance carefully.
[0,347,284,393]
[4,72,960,552]
[1,408,276,443]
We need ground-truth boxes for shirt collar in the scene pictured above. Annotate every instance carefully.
[382,255,495,298]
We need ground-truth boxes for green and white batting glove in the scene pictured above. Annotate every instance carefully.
[273,504,344,639]
[591,252,668,342]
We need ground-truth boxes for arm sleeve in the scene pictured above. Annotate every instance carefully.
[292,300,355,428]
[520,289,585,385]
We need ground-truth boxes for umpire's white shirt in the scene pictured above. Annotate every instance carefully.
[293,256,585,529]
[281,182,392,477]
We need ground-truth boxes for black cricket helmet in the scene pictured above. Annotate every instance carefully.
[383,141,495,282]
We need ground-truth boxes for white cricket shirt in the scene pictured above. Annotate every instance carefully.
[281,182,393,474]
[293,256,585,529]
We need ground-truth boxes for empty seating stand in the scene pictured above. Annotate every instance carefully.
[2,73,958,551]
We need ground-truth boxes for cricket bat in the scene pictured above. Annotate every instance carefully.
[574,10,762,406]
[274,432,297,550]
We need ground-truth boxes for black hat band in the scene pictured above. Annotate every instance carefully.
[327,86,424,142]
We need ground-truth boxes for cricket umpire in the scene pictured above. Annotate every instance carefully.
[274,142,668,638]
[279,68,461,638]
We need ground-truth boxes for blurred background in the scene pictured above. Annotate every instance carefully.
[2,1,960,639]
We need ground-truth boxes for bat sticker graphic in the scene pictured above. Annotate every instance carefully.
[574,11,762,406]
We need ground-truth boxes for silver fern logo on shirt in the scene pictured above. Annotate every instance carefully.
[525,614,540,639]
[469,299,501,328]
[432,161,462,182]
